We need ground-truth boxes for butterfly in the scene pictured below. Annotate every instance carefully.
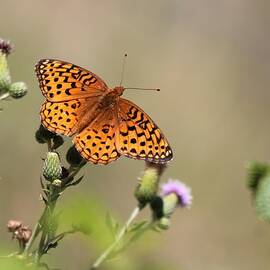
[35,59,173,165]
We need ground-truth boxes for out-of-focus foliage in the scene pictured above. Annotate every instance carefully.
[60,196,116,251]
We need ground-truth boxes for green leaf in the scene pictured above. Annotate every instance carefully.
[60,195,115,251]
[129,221,147,232]
[105,212,120,238]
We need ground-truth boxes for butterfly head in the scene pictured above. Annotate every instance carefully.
[113,86,125,97]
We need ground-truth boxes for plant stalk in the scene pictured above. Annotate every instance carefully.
[90,206,141,269]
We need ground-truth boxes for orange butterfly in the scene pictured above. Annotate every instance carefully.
[35,59,173,165]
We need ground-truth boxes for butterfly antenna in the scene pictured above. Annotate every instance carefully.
[120,53,128,86]
[124,87,160,92]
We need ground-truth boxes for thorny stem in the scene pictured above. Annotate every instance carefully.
[90,206,141,270]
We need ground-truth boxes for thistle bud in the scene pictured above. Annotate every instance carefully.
[0,51,11,92]
[52,135,64,149]
[14,226,32,245]
[157,217,170,230]
[35,124,56,144]
[135,162,166,208]
[162,193,179,217]
[247,161,268,195]
[9,81,27,98]
[255,175,270,221]
[7,220,22,232]
[66,146,85,167]
[52,179,62,187]
[6,219,32,249]
[43,152,62,181]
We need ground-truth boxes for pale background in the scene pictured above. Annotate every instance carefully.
[1,1,270,269]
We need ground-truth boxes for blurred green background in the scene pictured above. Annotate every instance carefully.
[1,0,270,269]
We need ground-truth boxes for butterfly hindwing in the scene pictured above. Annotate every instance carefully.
[74,107,120,164]
[35,59,108,102]
[117,98,173,163]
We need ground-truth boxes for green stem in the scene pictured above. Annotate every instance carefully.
[0,92,9,101]
[23,222,41,256]
[113,220,157,257]
[90,206,141,270]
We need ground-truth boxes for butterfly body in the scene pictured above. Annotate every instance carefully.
[75,86,124,134]
[36,59,173,165]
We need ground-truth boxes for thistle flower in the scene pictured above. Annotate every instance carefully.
[7,219,32,249]
[161,179,192,208]
[0,39,13,56]
[7,220,22,232]
[151,179,192,230]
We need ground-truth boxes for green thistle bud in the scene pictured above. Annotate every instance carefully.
[0,53,11,92]
[52,179,62,187]
[162,193,179,217]
[247,161,268,195]
[9,81,27,99]
[157,217,170,230]
[255,174,270,221]
[135,162,166,208]
[43,152,62,181]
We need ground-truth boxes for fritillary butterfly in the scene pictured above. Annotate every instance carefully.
[35,59,173,164]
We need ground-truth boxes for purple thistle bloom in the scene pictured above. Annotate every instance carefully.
[161,179,192,208]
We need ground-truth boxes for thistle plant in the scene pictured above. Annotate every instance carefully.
[90,165,192,269]
[3,124,192,269]
[1,38,192,269]
[247,161,270,221]
[24,125,86,263]
[0,39,27,104]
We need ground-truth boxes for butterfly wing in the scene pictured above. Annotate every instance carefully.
[116,98,173,163]
[40,97,99,136]
[35,59,108,102]
[74,107,120,164]
[36,59,109,136]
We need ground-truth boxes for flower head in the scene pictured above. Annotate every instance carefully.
[7,220,22,232]
[0,39,13,56]
[161,179,192,208]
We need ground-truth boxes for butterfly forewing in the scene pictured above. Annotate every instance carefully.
[35,59,108,102]
[40,97,99,136]
[116,98,173,163]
